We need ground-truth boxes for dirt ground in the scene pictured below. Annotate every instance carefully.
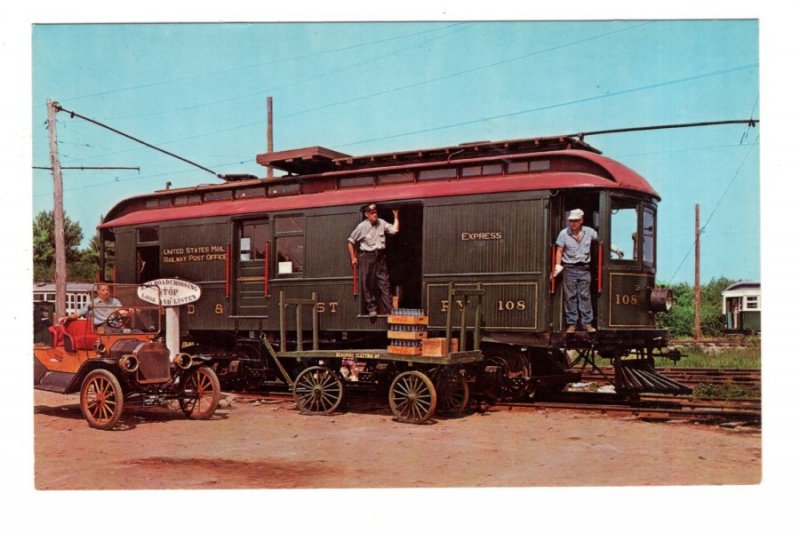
[33,388,761,490]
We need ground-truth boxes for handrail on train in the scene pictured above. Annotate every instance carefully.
[444,282,485,353]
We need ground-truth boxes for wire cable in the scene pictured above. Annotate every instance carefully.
[54,103,224,179]
[334,62,758,149]
[666,141,758,284]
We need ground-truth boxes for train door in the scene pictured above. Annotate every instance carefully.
[385,203,423,311]
[234,218,270,317]
[549,191,601,331]
[136,227,160,283]
[354,203,422,315]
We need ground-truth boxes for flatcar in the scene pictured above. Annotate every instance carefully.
[96,134,688,405]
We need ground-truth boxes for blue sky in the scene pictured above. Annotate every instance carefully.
[31,20,760,285]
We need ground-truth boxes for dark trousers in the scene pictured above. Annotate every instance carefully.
[563,264,593,326]
[360,252,392,314]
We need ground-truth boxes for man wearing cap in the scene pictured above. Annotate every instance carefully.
[347,204,399,316]
[553,209,597,333]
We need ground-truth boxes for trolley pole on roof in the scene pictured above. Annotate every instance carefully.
[694,204,702,341]
[267,96,274,179]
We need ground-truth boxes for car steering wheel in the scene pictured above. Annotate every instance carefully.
[105,309,132,329]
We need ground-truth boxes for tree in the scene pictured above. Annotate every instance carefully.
[33,210,84,282]
[656,277,736,337]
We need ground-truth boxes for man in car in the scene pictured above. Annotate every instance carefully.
[69,283,127,332]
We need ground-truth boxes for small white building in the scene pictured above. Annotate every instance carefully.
[33,282,94,315]
[721,281,761,332]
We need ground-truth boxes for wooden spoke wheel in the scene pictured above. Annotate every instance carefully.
[179,366,222,420]
[434,368,469,416]
[80,369,124,430]
[293,366,345,415]
[389,371,437,424]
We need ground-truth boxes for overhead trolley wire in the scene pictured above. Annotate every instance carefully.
[666,139,758,284]
[334,62,759,149]
[53,102,224,180]
[56,23,469,104]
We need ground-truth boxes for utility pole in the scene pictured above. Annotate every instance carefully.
[266,96,274,179]
[47,99,67,321]
[694,204,701,341]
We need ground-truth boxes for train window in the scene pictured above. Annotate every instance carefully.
[275,236,304,274]
[137,228,159,243]
[145,197,172,208]
[418,168,457,181]
[462,164,503,177]
[274,215,304,234]
[236,187,266,199]
[530,160,550,172]
[746,296,759,310]
[239,221,268,260]
[302,179,336,194]
[274,215,304,275]
[507,161,528,173]
[377,171,414,185]
[204,190,233,202]
[508,160,551,174]
[610,199,639,261]
[338,175,375,189]
[642,207,655,265]
[174,193,202,206]
[267,183,301,198]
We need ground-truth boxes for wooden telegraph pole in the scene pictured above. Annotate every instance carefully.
[266,96,274,179]
[47,99,67,321]
[694,204,701,341]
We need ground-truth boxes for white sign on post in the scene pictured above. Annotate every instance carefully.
[137,279,202,358]
[137,278,202,307]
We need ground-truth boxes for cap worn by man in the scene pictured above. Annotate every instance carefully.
[568,208,584,220]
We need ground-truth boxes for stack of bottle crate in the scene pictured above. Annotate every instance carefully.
[387,308,427,355]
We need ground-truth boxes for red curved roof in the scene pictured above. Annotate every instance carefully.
[100,149,658,229]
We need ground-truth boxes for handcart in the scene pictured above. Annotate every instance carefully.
[262,285,485,424]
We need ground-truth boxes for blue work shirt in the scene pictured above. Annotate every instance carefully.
[555,226,598,264]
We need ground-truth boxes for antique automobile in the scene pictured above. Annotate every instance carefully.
[34,283,221,430]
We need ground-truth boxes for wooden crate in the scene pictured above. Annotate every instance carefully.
[387,315,429,326]
[421,338,459,357]
[387,345,423,356]
[387,330,428,341]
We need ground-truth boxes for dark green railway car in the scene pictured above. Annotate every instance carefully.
[98,135,685,397]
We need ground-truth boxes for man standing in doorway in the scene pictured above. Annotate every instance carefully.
[347,203,399,316]
[553,209,597,333]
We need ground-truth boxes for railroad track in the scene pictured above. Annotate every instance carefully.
[579,367,761,390]
[229,390,761,427]
[496,391,761,426]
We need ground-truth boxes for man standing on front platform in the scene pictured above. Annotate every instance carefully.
[553,208,597,333]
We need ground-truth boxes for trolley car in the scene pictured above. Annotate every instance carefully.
[94,134,689,421]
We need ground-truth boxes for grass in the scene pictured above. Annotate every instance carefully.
[660,342,761,370]
[655,340,761,400]
[691,383,760,401]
